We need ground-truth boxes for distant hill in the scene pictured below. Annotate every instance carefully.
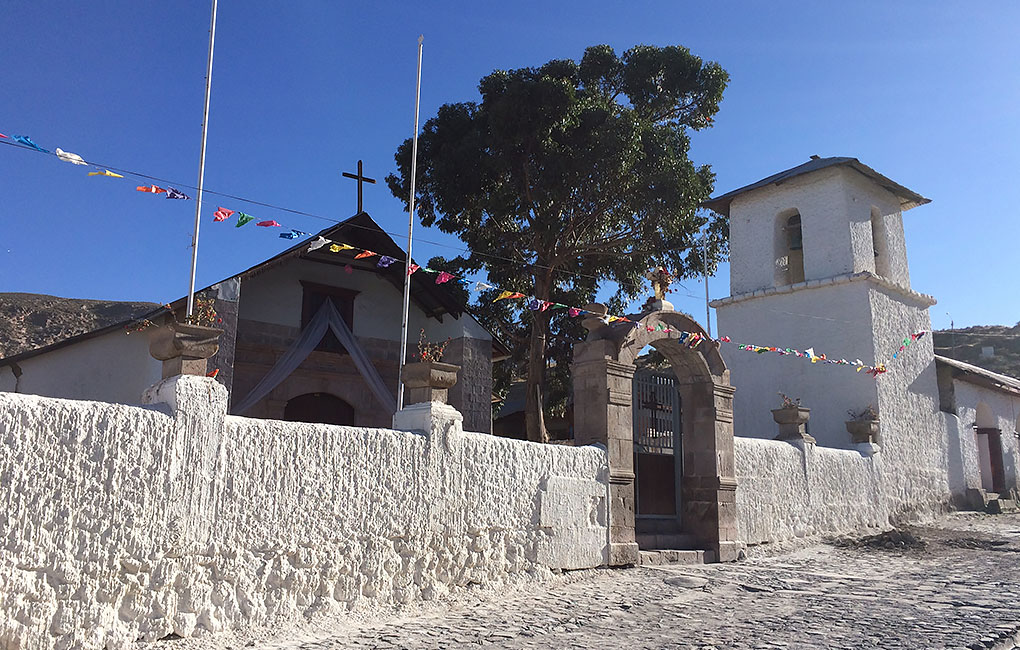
[0,293,162,359]
[933,324,1020,380]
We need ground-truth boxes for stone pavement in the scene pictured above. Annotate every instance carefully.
[169,513,1020,650]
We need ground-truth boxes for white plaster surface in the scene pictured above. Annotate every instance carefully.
[0,327,162,404]
[716,280,880,451]
[734,437,888,546]
[0,377,608,649]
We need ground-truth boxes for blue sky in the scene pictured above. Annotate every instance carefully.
[1,1,1017,331]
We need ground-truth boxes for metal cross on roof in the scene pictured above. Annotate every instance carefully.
[341,160,376,214]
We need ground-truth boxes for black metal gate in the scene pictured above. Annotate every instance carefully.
[633,369,682,518]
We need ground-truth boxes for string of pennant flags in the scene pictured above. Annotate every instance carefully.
[291,230,923,379]
[2,130,927,378]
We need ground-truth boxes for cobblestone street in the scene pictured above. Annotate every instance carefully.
[170,513,1020,650]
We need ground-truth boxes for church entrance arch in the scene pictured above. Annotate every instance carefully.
[572,305,738,565]
[283,392,356,426]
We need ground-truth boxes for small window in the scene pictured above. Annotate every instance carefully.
[300,281,358,354]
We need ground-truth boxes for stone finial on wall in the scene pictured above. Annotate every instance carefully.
[149,322,223,379]
[401,361,460,406]
[772,404,816,445]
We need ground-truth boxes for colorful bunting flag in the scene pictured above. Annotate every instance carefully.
[165,187,189,200]
[436,271,455,284]
[54,148,86,165]
[307,236,329,251]
[13,135,48,153]
[279,230,303,239]
[0,133,7,138]
[87,169,123,178]
[408,264,420,275]
[256,220,281,227]
[329,243,354,253]
[377,255,396,268]
[236,212,254,227]
[494,291,525,302]
[136,185,166,194]
[568,308,582,317]
[213,207,235,222]
[354,250,377,259]
[474,282,493,291]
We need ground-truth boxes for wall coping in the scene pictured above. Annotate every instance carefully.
[710,271,937,309]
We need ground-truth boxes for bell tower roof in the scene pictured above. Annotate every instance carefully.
[703,156,930,217]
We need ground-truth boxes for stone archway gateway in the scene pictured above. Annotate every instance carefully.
[572,304,738,565]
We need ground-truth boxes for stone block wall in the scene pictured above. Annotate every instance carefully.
[0,377,608,649]
[444,336,494,433]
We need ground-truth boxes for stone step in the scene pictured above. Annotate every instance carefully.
[636,533,697,549]
[639,549,716,566]
[986,499,1018,514]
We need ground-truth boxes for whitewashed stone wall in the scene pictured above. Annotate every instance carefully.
[0,377,609,649]
[735,437,888,546]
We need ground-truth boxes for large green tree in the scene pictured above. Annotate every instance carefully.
[388,44,729,442]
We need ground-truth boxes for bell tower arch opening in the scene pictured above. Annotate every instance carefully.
[774,209,804,287]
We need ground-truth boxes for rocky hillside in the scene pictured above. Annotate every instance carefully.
[933,324,1020,379]
[0,293,162,359]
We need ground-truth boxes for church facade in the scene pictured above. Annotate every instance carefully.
[0,212,504,433]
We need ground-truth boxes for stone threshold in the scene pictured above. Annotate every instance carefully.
[639,549,715,565]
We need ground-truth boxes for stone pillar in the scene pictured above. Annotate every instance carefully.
[679,381,740,561]
[443,337,493,433]
[572,339,639,566]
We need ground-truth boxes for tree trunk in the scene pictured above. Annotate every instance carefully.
[524,275,551,443]
[524,314,549,443]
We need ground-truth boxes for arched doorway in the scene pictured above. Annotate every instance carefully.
[283,392,356,426]
[572,306,737,564]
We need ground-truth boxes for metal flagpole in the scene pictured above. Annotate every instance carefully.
[703,233,711,337]
[397,35,424,410]
[186,0,218,318]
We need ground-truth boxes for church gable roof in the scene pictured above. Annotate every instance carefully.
[703,156,931,217]
[217,211,466,321]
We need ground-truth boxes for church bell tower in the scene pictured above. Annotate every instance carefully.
[707,157,942,464]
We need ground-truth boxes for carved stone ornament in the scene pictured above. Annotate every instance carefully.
[771,405,816,444]
[149,322,222,361]
[846,418,881,444]
[401,361,461,406]
[149,322,223,379]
